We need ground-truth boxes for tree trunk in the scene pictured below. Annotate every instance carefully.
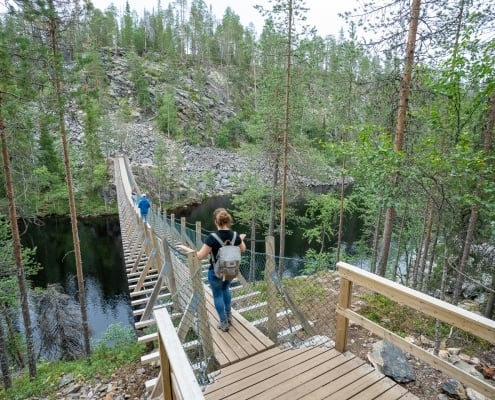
[377,0,422,277]
[418,205,434,290]
[378,206,396,276]
[452,91,495,305]
[337,153,346,263]
[268,156,279,237]
[370,206,383,274]
[434,229,450,356]
[484,272,495,319]
[279,0,293,268]
[0,92,36,379]
[48,1,91,355]
[0,320,11,388]
[424,214,441,291]
[249,218,256,282]
[393,211,407,282]
[412,208,428,289]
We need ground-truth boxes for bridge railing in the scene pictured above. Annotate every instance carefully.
[116,156,495,398]
[335,261,495,399]
[151,307,206,400]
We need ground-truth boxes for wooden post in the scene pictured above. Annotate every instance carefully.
[154,337,169,399]
[187,252,216,371]
[195,221,202,250]
[181,216,186,244]
[170,213,175,245]
[162,236,179,312]
[335,277,352,352]
[265,236,277,342]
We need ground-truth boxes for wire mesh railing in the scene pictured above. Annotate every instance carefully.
[116,156,342,387]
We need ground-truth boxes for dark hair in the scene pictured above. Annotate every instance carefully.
[213,208,233,228]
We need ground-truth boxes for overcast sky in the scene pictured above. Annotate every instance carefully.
[89,0,361,38]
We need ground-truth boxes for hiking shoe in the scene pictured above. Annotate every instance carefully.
[217,320,229,332]
[226,313,232,324]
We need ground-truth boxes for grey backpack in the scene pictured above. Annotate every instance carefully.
[211,232,241,281]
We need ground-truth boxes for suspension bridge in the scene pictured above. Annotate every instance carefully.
[114,155,495,400]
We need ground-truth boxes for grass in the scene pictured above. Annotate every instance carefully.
[358,293,492,353]
[0,324,146,400]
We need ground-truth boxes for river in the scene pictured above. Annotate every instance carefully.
[21,195,361,341]
[21,216,134,341]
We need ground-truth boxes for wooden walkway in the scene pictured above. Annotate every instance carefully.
[114,156,419,400]
[204,288,276,367]
[204,338,417,400]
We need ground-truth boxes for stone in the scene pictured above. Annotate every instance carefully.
[452,360,484,380]
[441,379,467,399]
[368,340,416,383]
[466,387,490,400]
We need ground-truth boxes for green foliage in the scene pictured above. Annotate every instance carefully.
[200,171,215,198]
[0,325,145,400]
[231,173,271,232]
[92,323,140,357]
[118,98,133,122]
[156,92,178,136]
[358,292,492,354]
[301,249,335,275]
[303,192,355,252]
[184,126,202,145]
[127,54,152,112]
[283,276,327,302]
[359,293,410,337]
[0,215,40,370]
[216,118,246,149]
[38,116,62,178]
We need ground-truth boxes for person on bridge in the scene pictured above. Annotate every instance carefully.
[178,208,246,332]
[131,188,138,206]
[137,193,151,223]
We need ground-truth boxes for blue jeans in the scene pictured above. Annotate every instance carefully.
[141,212,148,223]
[208,269,231,322]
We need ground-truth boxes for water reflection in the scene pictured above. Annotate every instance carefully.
[21,216,134,340]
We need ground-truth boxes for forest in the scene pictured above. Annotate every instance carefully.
[0,0,494,389]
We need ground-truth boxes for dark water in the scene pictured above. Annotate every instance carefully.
[20,196,361,340]
[21,216,134,340]
[172,195,361,258]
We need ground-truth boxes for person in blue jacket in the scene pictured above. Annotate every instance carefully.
[137,193,151,223]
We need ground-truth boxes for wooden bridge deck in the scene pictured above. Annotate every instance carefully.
[205,288,276,367]
[114,156,419,400]
[204,338,417,400]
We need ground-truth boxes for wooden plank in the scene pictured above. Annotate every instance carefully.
[153,308,205,399]
[203,289,275,367]
[205,289,274,348]
[205,300,247,366]
[338,307,495,399]
[270,354,365,400]
[349,375,400,399]
[324,370,385,399]
[397,393,420,399]
[224,348,342,400]
[337,262,495,344]
[205,344,337,399]
[138,332,158,343]
[372,386,411,400]
[297,362,374,400]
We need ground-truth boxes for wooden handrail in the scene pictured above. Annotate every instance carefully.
[152,308,205,400]
[335,261,495,399]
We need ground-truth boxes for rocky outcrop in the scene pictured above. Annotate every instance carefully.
[67,48,349,206]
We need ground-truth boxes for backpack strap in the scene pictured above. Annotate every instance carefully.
[210,232,225,247]
[211,231,237,246]
[228,232,237,246]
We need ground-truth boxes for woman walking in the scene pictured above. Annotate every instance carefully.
[179,208,246,332]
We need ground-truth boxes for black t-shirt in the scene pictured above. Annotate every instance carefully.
[204,230,242,270]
